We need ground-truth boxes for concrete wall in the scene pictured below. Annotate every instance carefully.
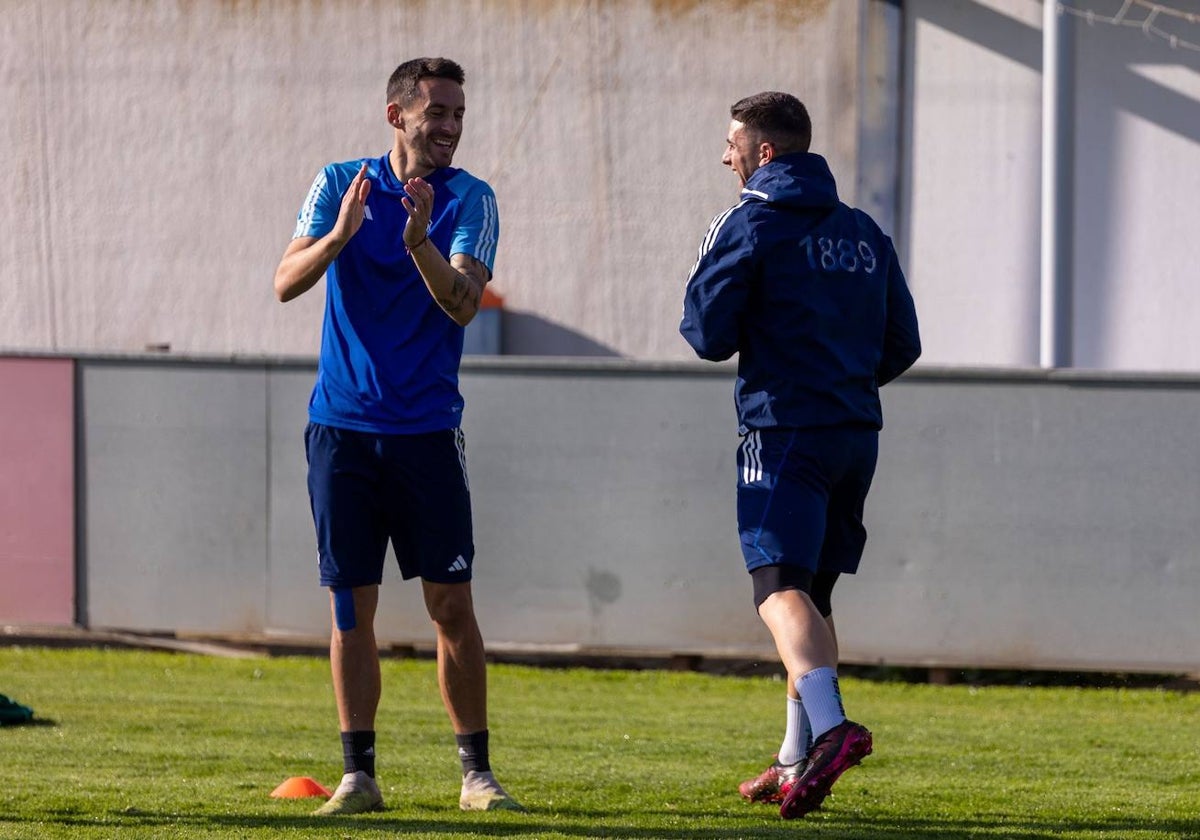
[1,0,869,361]
[3,355,1182,674]
[4,1,1198,370]
[858,370,1200,671]
[79,362,269,632]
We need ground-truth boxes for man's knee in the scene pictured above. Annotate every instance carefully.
[423,582,476,630]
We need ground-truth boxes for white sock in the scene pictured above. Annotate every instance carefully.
[797,667,846,740]
[777,696,811,765]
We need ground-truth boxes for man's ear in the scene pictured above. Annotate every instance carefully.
[386,102,403,130]
[758,141,776,166]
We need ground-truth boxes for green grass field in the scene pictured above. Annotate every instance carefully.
[0,646,1197,839]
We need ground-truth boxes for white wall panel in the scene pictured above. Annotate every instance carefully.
[901,0,1200,372]
[844,372,1200,671]
[81,361,269,634]
[901,0,1044,367]
[1070,19,1200,371]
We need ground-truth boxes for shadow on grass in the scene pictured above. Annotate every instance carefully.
[4,808,1197,839]
[843,664,1199,692]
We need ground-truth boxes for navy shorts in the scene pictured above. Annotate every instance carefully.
[304,422,474,588]
[737,427,878,575]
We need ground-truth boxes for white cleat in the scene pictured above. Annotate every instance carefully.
[312,770,384,815]
[459,769,526,812]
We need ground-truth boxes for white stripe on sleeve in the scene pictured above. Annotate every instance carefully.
[685,200,748,283]
[293,170,328,239]
[473,193,499,268]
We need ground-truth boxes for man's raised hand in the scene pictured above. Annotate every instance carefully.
[401,177,434,249]
[333,164,372,244]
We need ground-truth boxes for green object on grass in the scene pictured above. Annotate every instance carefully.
[0,693,33,725]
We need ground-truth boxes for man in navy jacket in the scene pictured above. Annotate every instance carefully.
[681,91,920,820]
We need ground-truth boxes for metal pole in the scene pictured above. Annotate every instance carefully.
[1040,1,1069,368]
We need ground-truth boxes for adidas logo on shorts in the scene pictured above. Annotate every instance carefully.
[448,555,468,573]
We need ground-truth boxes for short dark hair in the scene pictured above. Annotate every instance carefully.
[730,91,812,155]
[387,57,466,106]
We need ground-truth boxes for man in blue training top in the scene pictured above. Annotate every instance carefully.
[680,91,920,821]
[273,57,522,816]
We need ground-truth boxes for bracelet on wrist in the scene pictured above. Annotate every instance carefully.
[405,235,429,255]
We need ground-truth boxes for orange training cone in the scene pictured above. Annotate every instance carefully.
[271,776,332,799]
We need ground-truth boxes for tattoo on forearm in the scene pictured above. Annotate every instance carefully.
[437,271,480,314]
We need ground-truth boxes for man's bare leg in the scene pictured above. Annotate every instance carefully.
[315,585,384,815]
[422,580,524,812]
[758,590,870,820]
[331,585,381,730]
[422,580,486,731]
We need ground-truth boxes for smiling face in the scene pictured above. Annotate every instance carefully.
[722,119,770,188]
[390,77,465,175]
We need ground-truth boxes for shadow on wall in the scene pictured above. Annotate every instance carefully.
[499,311,622,357]
[907,0,1200,368]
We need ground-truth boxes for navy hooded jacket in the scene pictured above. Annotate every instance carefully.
[680,153,920,433]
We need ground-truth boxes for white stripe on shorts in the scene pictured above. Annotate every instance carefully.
[740,431,763,484]
[453,428,470,492]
